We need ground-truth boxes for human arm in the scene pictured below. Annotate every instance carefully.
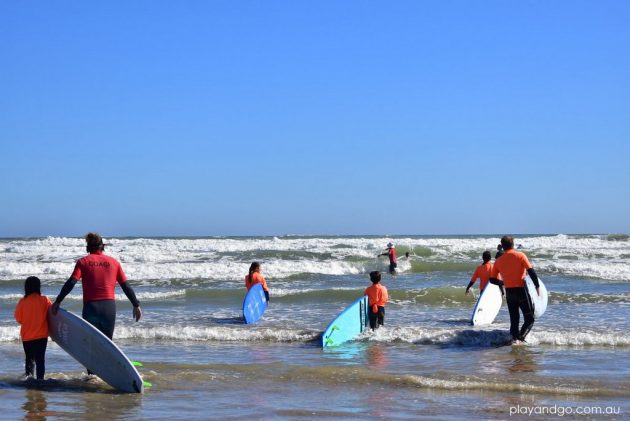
[527,268,540,295]
[466,268,480,294]
[489,278,505,296]
[14,301,22,324]
[120,281,142,321]
[52,277,78,314]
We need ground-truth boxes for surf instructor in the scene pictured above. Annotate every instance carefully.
[489,235,540,345]
[52,233,142,340]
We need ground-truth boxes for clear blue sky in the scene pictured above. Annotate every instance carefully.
[1,1,629,236]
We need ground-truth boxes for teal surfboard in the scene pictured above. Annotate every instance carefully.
[243,283,268,324]
[321,296,369,348]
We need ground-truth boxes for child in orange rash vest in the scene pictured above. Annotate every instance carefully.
[14,276,52,380]
[364,271,388,330]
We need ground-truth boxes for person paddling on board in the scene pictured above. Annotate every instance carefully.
[364,271,388,330]
[465,251,493,295]
[52,233,142,346]
[245,261,269,302]
[379,243,398,274]
[488,235,540,345]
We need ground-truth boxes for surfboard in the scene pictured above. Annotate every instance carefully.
[470,283,502,326]
[47,308,144,393]
[321,296,369,348]
[526,275,548,318]
[242,283,268,324]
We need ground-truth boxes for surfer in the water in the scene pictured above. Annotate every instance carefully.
[379,243,398,274]
[52,233,142,344]
[465,251,493,295]
[245,261,270,302]
[489,236,540,345]
[365,271,388,330]
[15,276,52,380]
[495,244,504,259]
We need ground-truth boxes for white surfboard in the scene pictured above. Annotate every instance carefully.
[470,283,502,325]
[48,308,144,393]
[526,275,548,319]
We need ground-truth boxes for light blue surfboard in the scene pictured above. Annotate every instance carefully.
[321,296,369,348]
[47,308,144,393]
[243,283,268,324]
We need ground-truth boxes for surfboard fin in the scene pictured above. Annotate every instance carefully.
[143,381,153,388]
[131,361,143,367]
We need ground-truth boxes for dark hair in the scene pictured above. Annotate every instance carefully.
[85,232,104,253]
[24,276,41,297]
[500,235,515,250]
[248,262,260,285]
[482,251,491,263]
[369,271,381,283]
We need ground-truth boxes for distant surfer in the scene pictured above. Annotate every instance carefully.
[245,261,270,302]
[489,236,540,345]
[52,233,142,345]
[14,276,52,380]
[465,251,493,295]
[495,244,504,259]
[379,243,398,274]
[365,271,388,330]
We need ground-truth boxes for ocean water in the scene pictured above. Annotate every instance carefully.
[0,235,629,420]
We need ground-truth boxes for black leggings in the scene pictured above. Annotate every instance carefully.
[506,287,535,341]
[23,338,48,379]
[82,300,116,339]
[368,306,385,330]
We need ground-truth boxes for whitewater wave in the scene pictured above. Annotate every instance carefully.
[1,234,629,281]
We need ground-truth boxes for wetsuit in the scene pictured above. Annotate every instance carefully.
[489,249,539,341]
[364,283,388,329]
[55,251,140,340]
[245,272,270,302]
[387,248,397,274]
[15,293,51,379]
[466,261,493,293]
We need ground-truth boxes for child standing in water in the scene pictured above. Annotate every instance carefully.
[465,251,493,295]
[365,271,388,330]
[14,276,52,380]
[245,261,270,302]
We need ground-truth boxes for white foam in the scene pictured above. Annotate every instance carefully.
[112,325,319,342]
[360,326,630,347]
[1,235,629,281]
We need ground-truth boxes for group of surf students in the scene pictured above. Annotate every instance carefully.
[465,235,541,345]
[14,232,538,381]
[14,233,143,380]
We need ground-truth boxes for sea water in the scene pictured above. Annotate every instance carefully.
[0,235,628,419]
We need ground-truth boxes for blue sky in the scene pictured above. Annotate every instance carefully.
[1,1,629,236]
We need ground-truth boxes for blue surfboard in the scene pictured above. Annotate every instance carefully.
[321,295,369,348]
[242,283,268,324]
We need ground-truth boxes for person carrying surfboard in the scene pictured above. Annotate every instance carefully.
[245,261,269,302]
[465,251,493,295]
[379,243,397,274]
[488,235,540,345]
[14,276,52,380]
[51,233,142,342]
[364,271,388,330]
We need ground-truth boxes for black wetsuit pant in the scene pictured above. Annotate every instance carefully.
[23,338,47,379]
[389,262,397,274]
[368,306,385,330]
[82,300,117,339]
[82,300,116,374]
[506,287,535,341]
